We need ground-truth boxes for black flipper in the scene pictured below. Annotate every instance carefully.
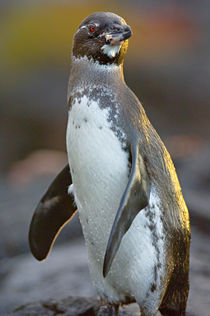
[103,142,150,277]
[29,164,77,261]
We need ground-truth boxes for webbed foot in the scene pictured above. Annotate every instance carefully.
[97,303,119,316]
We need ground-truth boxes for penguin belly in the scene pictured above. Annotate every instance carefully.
[66,94,165,307]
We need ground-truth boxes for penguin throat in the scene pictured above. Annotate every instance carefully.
[101,44,122,58]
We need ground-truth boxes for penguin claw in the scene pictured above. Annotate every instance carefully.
[97,304,119,316]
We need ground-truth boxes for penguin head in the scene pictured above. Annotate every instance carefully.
[72,12,132,65]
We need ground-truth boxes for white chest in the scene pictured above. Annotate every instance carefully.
[66,94,129,250]
[66,94,165,306]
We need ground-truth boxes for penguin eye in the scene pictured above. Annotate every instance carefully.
[89,25,96,33]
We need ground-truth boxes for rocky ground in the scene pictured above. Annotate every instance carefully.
[0,144,209,315]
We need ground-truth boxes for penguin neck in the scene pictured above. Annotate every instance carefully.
[69,55,125,92]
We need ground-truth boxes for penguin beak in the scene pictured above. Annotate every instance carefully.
[105,24,132,45]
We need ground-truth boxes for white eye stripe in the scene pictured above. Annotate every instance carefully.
[75,26,85,34]
[90,23,99,27]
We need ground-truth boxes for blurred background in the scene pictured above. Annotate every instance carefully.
[0,0,209,315]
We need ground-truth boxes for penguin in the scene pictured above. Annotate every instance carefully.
[29,12,191,316]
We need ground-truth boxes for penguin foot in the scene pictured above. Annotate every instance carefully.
[97,303,119,316]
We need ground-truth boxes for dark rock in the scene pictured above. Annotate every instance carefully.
[11,297,100,316]
[10,297,139,316]
[0,240,96,314]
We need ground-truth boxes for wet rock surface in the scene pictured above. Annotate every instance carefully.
[11,297,100,316]
[10,297,140,316]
